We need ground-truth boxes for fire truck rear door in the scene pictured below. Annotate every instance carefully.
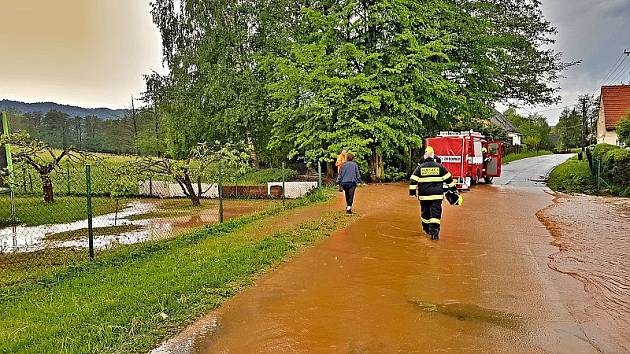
[486,142,502,177]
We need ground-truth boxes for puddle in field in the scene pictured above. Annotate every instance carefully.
[0,201,272,254]
[538,194,630,351]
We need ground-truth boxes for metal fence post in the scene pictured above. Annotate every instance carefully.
[86,164,94,260]
[218,165,224,224]
[317,160,323,189]
[66,163,71,195]
[282,162,286,207]
[597,160,602,191]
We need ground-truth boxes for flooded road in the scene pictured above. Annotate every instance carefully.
[495,153,574,187]
[538,194,630,352]
[151,154,630,353]
[155,175,623,352]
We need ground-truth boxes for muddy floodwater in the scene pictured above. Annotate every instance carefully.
[155,184,619,353]
[538,194,630,352]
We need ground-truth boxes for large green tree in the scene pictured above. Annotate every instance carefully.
[148,0,569,180]
[554,107,582,150]
[263,0,569,180]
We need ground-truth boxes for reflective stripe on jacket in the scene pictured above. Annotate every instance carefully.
[409,158,456,200]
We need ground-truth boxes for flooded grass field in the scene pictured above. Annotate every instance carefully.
[0,198,282,287]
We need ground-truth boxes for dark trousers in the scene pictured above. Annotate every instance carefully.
[420,200,443,236]
[341,182,357,207]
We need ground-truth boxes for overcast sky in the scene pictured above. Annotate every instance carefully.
[0,0,163,110]
[0,1,629,124]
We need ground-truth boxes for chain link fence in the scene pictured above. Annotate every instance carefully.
[0,160,323,288]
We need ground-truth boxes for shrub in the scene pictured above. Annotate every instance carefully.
[617,114,630,146]
[592,143,618,161]
[602,148,630,187]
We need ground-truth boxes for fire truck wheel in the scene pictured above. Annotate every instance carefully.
[484,176,494,184]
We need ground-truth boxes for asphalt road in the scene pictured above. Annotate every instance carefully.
[494,153,575,187]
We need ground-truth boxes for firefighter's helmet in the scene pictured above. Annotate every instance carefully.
[445,190,463,206]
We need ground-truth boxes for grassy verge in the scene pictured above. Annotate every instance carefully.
[547,157,598,194]
[502,150,553,165]
[0,189,345,353]
[0,196,124,227]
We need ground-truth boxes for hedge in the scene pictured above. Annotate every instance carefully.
[591,144,630,189]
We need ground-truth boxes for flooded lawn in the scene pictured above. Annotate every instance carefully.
[538,194,630,351]
[0,199,280,254]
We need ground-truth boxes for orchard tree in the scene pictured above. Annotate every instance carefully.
[128,143,249,206]
[0,131,77,203]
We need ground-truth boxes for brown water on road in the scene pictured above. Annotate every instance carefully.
[155,184,614,353]
[538,194,630,352]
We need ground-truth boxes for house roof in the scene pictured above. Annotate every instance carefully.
[490,110,519,133]
[601,85,630,130]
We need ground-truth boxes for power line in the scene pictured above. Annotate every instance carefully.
[599,53,627,85]
[608,58,630,84]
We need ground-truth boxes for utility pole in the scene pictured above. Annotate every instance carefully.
[580,96,588,155]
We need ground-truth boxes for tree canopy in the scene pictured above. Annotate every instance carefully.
[147,0,569,180]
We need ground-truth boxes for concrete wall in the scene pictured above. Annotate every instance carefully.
[267,182,318,199]
[138,180,313,199]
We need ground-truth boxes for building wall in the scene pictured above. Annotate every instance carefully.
[598,130,618,145]
[597,97,619,145]
[508,133,521,146]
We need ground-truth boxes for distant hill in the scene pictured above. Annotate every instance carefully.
[0,99,129,120]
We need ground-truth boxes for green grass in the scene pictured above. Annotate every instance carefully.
[502,150,553,165]
[232,167,299,185]
[0,188,346,353]
[45,224,143,241]
[547,157,598,194]
[0,196,124,227]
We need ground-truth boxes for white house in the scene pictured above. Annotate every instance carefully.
[598,85,630,146]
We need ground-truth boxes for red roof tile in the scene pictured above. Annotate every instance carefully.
[601,85,630,130]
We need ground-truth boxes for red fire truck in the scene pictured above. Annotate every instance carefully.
[426,131,502,190]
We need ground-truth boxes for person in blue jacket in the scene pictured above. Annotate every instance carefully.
[337,153,361,214]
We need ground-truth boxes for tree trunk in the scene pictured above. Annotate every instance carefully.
[247,135,260,169]
[41,174,54,203]
[369,152,385,182]
[182,175,201,206]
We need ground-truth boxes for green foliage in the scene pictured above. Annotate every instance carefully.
[236,168,299,185]
[502,150,553,165]
[504,108,553,151]
[600,147,630,187]
[148,0,569,179]
[547,157,597,194]
[6,109,163,156]
[553,107,582,150]
[592,143,619,161]
[617,113,630,146]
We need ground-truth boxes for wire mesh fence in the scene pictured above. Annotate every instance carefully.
[0,160,323,288]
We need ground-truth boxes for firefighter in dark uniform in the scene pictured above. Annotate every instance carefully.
[409,146,458,240]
